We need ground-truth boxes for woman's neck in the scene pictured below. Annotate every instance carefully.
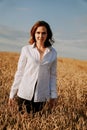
[36,42,46,60]
[36,42,45,49]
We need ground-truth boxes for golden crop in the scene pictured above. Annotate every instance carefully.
[0,52,87,130]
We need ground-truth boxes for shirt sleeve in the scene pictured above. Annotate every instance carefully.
[9,47,27,99]
[50,57,58,99]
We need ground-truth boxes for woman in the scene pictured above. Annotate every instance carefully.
[8,20,58,114]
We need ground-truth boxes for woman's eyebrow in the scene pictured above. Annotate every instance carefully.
[36,31,47,33]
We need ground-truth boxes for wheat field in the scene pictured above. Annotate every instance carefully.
[0,52,87,130]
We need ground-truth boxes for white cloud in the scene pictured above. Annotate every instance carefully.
[0,25,28,44]
[0,25,28,36]
[0,24,29,52]
[54,38,87,60]
[55,38,87,44]
[79,29,87,33]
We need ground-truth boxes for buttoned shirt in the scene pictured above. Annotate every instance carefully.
[9,44,58,102]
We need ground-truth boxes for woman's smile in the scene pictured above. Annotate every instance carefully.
[35,26,47,45]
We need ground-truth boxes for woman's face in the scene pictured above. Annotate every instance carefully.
[35,26,47,45]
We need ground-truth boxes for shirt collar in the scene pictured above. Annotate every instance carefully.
[31,43,52,52]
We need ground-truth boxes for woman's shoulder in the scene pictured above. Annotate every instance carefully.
[21,44,34,52]
[22,44,33,50]
[20,44,33,55]
[51,46,57,55]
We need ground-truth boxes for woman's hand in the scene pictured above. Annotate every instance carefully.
[49,98,58,109]
[8,98,15,107]
[8,98,17,113]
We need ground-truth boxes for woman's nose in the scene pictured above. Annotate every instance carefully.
[39,33,43,38]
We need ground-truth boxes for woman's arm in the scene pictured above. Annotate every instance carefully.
[50,58,58,99]
[9,47,27,99]
[49,58,58,108]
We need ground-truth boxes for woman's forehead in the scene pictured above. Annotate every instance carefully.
[36,26,47,31]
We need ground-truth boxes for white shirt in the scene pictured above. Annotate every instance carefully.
[9,44,58,102]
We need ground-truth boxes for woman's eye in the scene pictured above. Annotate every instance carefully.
[36,32,40,34]
[36,32,47,35]
[42,32,47,35]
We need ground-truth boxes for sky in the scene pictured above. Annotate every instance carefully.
[0,0,87,60]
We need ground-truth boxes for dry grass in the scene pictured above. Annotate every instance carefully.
[0,52,87,130]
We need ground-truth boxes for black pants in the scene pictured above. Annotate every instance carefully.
[17,82,46,114]
[17,96,45,114]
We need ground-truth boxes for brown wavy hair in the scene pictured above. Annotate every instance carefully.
[29,21,54,47]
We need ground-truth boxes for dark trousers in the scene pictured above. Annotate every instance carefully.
[17,96,45,114]
[17,82,46,114]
